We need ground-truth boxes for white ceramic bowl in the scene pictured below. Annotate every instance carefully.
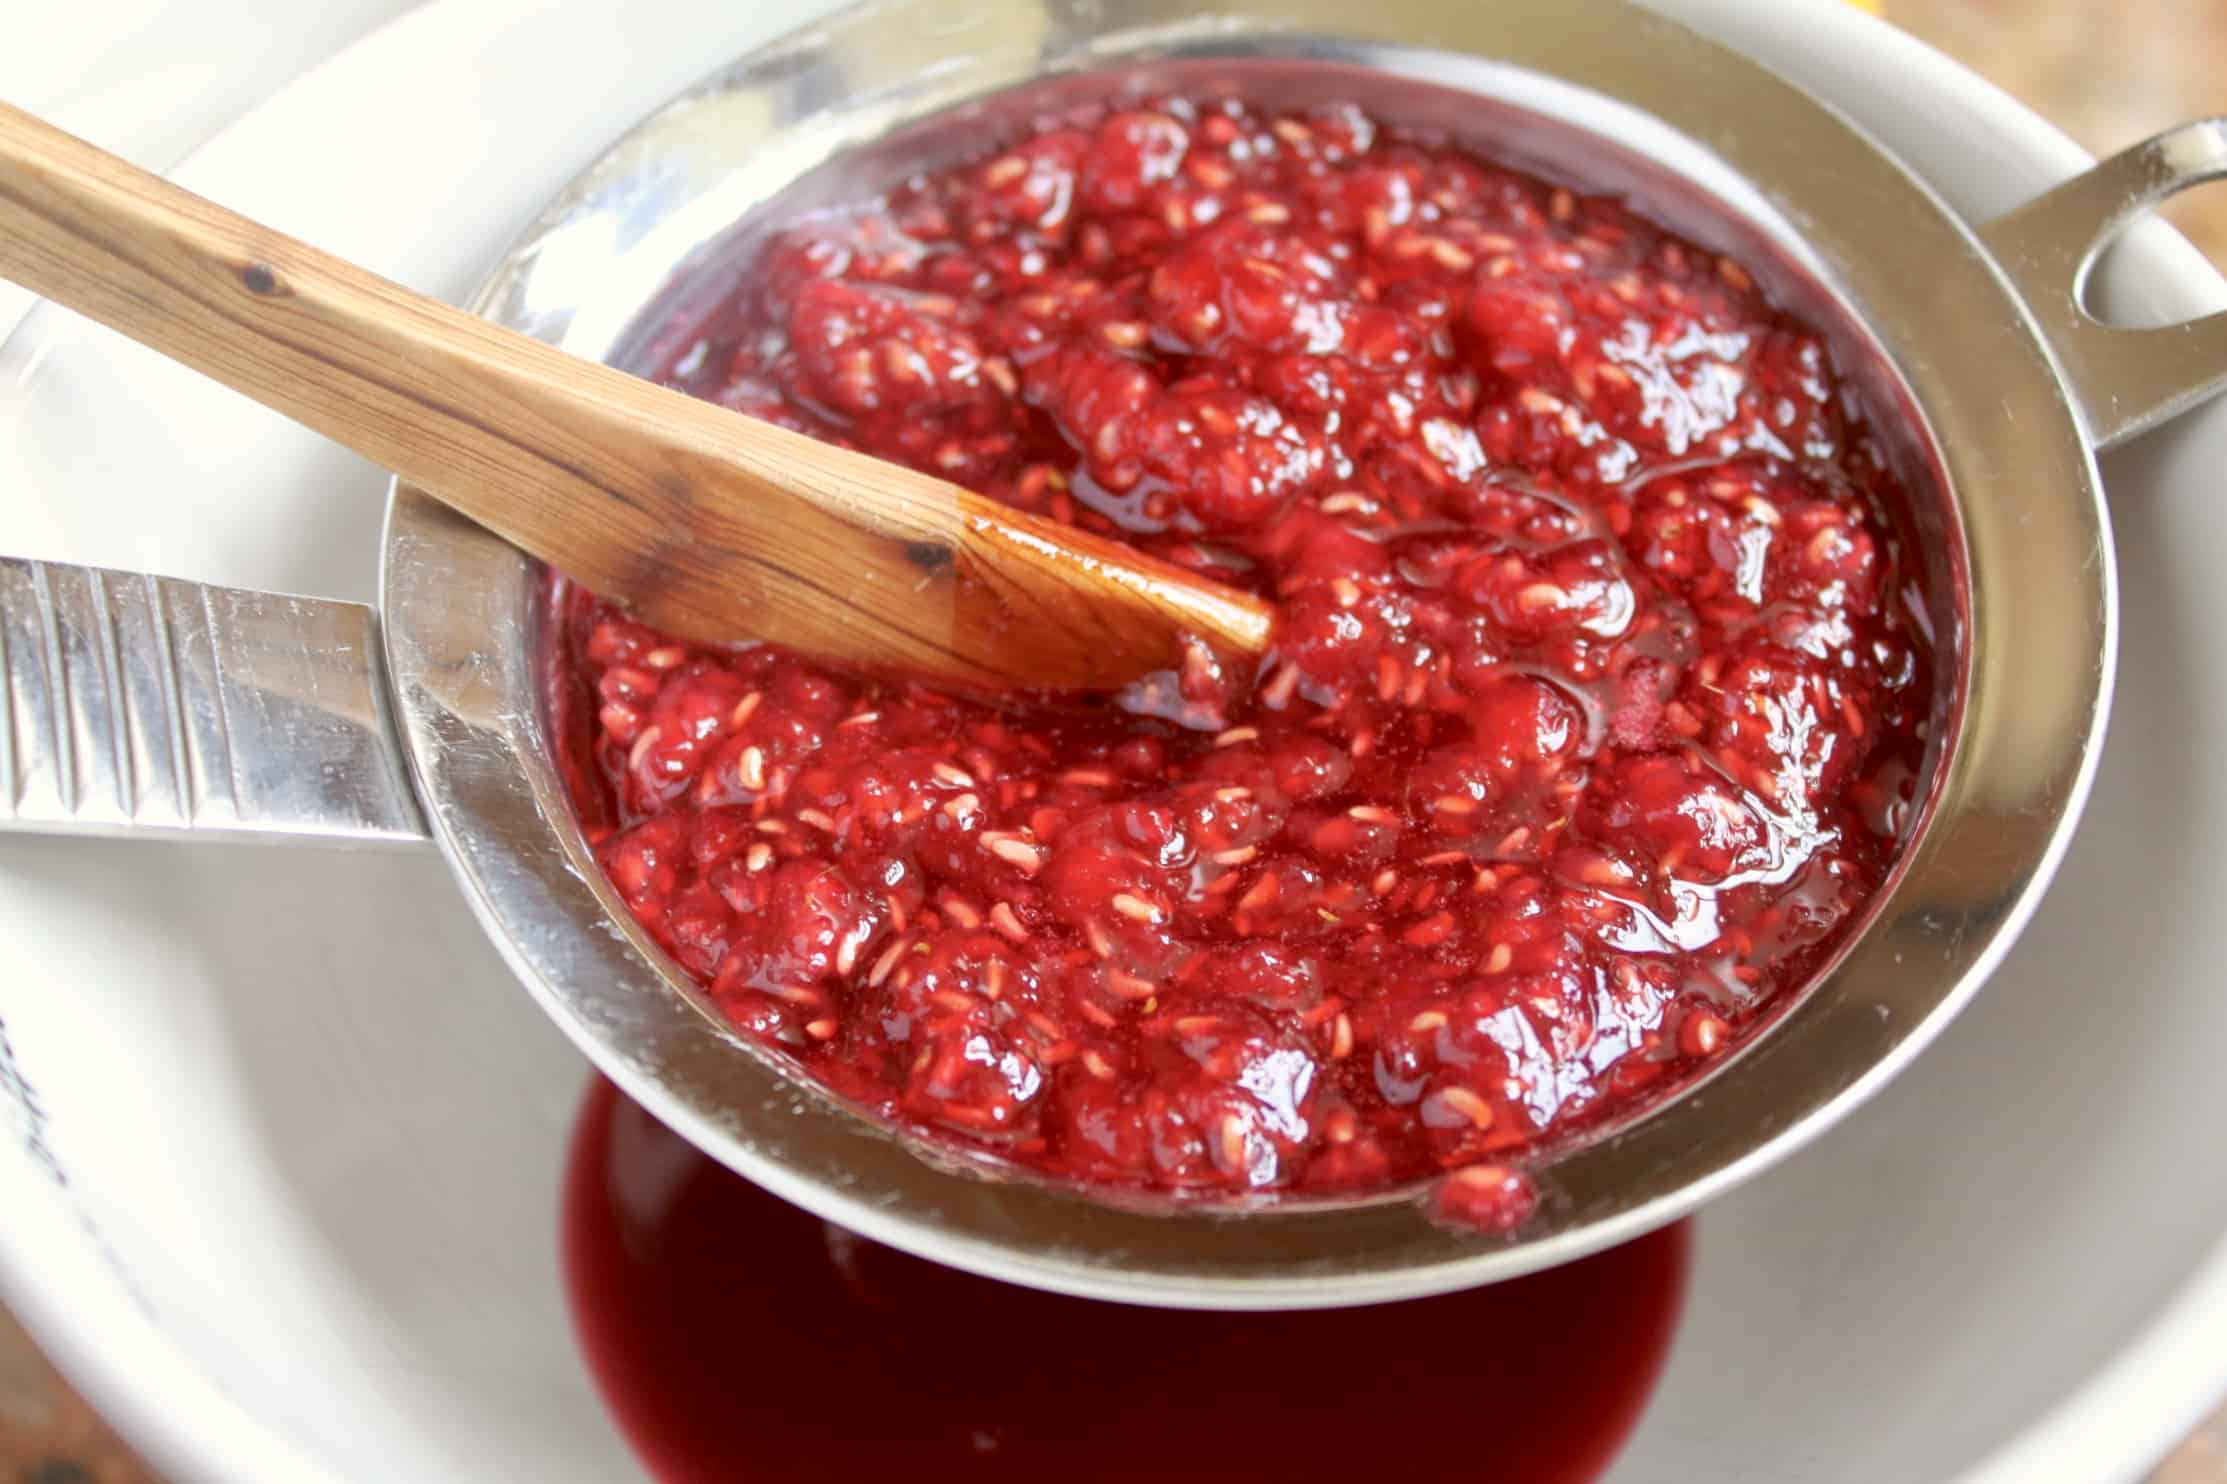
[3,0,2225,1479]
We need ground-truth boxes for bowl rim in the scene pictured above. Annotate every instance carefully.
[379,0,2113,1309]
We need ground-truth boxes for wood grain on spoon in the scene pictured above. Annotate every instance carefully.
[0,101,1273,692]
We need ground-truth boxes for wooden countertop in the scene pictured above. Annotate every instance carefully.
[3,1,2224,1480]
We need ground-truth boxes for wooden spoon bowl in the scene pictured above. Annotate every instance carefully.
[0,101,1272,693]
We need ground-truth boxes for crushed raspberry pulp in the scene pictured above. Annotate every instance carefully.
[557,95,1934,1207]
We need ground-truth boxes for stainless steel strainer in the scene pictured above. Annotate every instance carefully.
[6,0,2225,1308]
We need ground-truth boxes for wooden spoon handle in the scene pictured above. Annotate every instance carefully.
[0,102,1273,691]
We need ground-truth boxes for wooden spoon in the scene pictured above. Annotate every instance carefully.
[0,102,1273,692]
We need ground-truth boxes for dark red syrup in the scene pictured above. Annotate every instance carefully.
[563,1078,1690,1484]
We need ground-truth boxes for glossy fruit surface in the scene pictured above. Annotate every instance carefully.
[557,94,1932,1207]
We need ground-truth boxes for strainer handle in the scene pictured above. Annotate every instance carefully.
[0,556,429,844]
[1981,118,2227,449]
